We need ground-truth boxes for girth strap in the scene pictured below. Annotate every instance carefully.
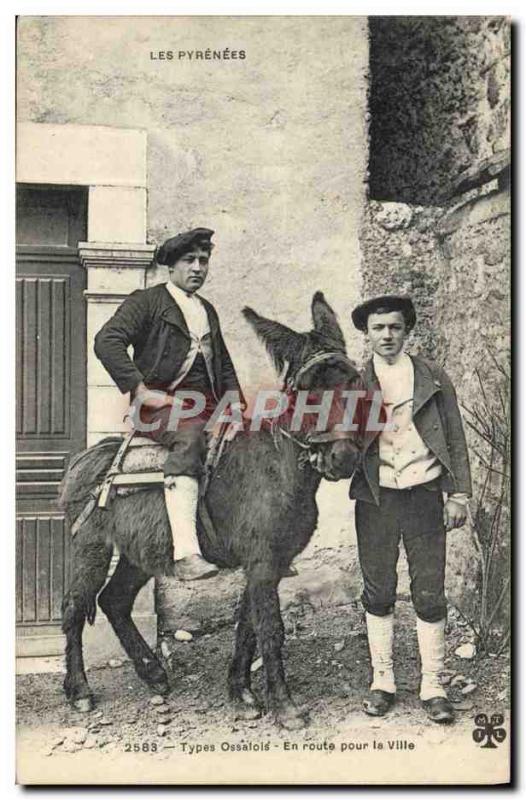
[70,431,136,537]
[70,488,101,538]
[97,430,137,508]
[70,427,230,540]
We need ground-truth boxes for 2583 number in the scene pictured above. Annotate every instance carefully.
[124,742,158,753]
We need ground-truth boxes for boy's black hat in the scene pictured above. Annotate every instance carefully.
[351,295,416,332]
[157,228,214,266]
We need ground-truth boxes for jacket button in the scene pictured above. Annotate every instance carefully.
[433,424,439,430]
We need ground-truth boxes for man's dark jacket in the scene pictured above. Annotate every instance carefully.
[350,354,472,505]
[94,283,244,402]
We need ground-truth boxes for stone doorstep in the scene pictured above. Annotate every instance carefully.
[16,655,66,675]
[16,578,157,672]
[16,613,157,674]
[83,613,157,669]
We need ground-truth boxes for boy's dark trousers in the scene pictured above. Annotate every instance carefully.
[355,478,447,623]
[136,353,215,479]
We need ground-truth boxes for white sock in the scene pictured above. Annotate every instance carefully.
[164,476,202,561]
[366,612,396,694]
[416,617,447,701]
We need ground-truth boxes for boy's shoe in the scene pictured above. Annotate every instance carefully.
[363,689,395,716]
[174,554,219,581]
[422,696,455,724]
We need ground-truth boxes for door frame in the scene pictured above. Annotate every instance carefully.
[16,122,157,661]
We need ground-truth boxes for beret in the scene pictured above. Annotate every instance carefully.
[156,228,214,267]
[351,295,416,332]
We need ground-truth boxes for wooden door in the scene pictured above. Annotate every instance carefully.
[16,186,87,656]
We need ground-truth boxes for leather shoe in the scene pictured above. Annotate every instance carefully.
[174,555,219,581]
[422,696,455,724]
[363,689,395,716]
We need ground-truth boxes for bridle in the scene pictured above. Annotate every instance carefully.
[288,350,354,388]
[274,349,362,462]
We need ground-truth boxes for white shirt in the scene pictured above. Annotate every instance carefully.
[165,282,211,390]
[374,351,443,490]
[165,282,210,339]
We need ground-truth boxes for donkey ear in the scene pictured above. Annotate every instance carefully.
[311,291,346,348]
[243,307,305,373]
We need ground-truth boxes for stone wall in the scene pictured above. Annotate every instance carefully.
[369,16,510,204]
[359,190,510,617]
[363,15,511,619]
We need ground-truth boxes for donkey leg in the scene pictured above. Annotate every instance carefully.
[62,540,112,711]
[98,556,169,695]
[228,587,261,720]
[247,564,307,730]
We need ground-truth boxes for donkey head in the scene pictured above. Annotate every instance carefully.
[243,292,363,481]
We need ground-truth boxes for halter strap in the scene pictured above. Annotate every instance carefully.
[273,349,361,457]
[290,350,356,389]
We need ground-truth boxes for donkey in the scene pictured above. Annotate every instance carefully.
[59,292,363,730]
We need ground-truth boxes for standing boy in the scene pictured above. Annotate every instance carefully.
[350,295,471,723]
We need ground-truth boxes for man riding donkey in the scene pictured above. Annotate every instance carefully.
[350,295,472,725]
[94,228,244,582]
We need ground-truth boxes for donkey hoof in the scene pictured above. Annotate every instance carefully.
[231,688,261,721]
[72,696,94,713]
[149,680,171,696]
[275,706,309,731]
[233,699,262,721]
[64,677,94,711]
[138,659,170,695]
[233,703,261,721]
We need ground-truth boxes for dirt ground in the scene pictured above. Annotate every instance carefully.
[16,596,510,784]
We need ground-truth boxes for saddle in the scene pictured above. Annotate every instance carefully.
[70,429,228,540]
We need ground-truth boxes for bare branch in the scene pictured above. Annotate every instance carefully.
[485,576,511,633]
